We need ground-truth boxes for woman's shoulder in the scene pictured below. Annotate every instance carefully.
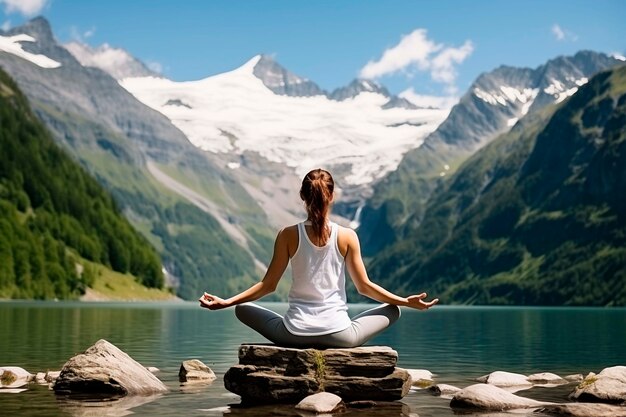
[335,223,358,256]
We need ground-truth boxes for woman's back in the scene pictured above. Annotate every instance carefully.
[283,221,351,335]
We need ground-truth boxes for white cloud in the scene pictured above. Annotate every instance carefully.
[430,40,473,94]
[1,20,10,31]
[360,28,473,94]
[0,0,48,17]
[360,29,441,78]
[551,24,578,42]
[551,24,565,41]
[69,25,97,43]
[399,88,459,110]
[147,60,163,74]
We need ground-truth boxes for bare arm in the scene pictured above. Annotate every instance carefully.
[199,227,291,310]
[343,228,438,310]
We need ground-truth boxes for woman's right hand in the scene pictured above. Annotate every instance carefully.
[198,292,230,310]
[406,293,439,310]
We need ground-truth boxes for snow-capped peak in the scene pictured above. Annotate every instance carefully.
[330,78,390,101]
[251,54,326,97]
[120,59,448,188]
[64,41,158,80]
[0,33,61,68]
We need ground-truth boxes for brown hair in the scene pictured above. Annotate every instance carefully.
[300,169,334,245]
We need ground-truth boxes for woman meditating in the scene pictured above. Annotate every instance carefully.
[199,168,438,348]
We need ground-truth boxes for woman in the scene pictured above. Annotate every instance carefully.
[199,169,438,348]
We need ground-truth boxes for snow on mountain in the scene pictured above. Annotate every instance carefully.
[0,34,61,68]
[64,41,158,79]
[330,78,391,101]
[121,55,448,187]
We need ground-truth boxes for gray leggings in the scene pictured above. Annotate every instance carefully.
[235,303,400,348]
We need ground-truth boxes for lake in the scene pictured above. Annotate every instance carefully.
[1,302,625,416]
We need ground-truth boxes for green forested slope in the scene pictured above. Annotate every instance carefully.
[369,66,626,306]
[0,68,162,299]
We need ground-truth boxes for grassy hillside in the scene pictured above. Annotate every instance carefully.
[369,65,626,306]
[0,68,162,299]
[33,102,262,300]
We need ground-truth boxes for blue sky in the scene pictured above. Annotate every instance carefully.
[1,0,625,104]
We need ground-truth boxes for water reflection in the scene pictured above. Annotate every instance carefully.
[56,394,162,417]
[223,401,412,417]
[0,302,624,417]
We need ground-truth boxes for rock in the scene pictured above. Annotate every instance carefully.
[429,383,461,397]
[53,339,168,396]
[45,371,60,383]
[406,369,434,387]
[450,383,551,411]
[538,403,626,416]
[295,392,344,413]
[35,372,47,385]
[224,344,410,404]
[476,371,532,388]
[528,372,568,385]
[146,367,160,373]
[570,366,626,404]
[0,388,27,394]
[179,359,216,383]
[565,374,584,382]
[0,366,33,388]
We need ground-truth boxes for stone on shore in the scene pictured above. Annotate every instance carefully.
[0,366,33,388]
[53,339,168,396]
[295,392,344,413]
[35,372,47,385]
[570,366,626,404]
[476,371,531,388]
[428,383,461,397]
[224,344,411,404]
[179,359,216,383]
[528,372,568,385]
[538,403,626,417]
[45,371,60,383]
[565,374,584,382]
[406,369,434,387]
[450,383,551,411]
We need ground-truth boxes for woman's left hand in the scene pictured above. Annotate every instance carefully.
[198,292,230,310]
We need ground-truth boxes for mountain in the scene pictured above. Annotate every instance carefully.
[330,78,419,110]
[64,41,159,79]
[0,17,271,300]
[330,78,391,100]
[119,54,448,221]
[252,54,326,97]
[0,67,163,299]
[358,51,624,255]
[368,65,626,306]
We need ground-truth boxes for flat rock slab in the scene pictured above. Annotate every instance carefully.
[539,403,626,416]
[53,339,168,396]
[224,344,410,404]
[450,383,551,411]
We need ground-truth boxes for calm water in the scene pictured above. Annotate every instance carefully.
[1,302,625,416]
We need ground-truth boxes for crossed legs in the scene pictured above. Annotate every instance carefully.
[234,303,400,348]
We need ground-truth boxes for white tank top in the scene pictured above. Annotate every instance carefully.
[283,221,351,336]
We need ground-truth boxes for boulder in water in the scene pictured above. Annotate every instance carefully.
[570,366,626,404]
[450,383,551,411]
[179,359,216,383]
[53,339,168,396]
